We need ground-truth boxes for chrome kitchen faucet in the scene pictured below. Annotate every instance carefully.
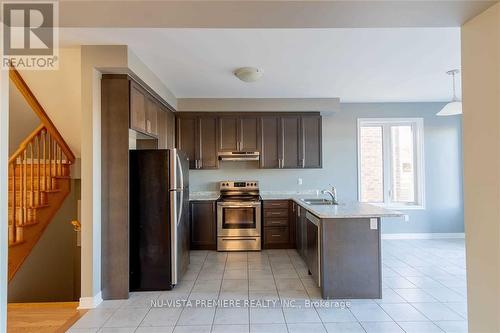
[321,186,338,205]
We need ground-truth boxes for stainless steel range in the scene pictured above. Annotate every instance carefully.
[217,181,261,251]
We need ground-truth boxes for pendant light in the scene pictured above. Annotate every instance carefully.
[437,69,462,116]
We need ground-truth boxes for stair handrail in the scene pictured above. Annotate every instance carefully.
[9,67,75,164]
[8,124,46,165]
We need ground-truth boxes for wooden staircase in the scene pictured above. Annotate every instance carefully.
[8,68,76,282]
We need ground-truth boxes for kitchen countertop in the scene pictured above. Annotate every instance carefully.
[261,193,403,219]
[189,191,402,218]
[189,191,219,201]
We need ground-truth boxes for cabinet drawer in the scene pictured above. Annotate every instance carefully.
[264,218,288,227]
[264,227,289,244]
[264,209,288,218]
[263,201,289,209]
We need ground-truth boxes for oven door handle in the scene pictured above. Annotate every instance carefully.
[217,201,262,207]
[217,202,261,208]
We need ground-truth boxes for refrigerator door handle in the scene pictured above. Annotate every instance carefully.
[170,190,178,285]
[177,152,184,190]
[176,152,184,226]
[177,190,183,226]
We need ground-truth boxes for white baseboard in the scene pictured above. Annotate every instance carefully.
[382,233,465,240]
[78,291,103,309]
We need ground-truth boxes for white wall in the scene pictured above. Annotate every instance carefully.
[80,45,128,307]
[78,45,178,308]
[0,69,10,333]
[9,80,41,155]
[19,48,82,157]
[462,3,500,332]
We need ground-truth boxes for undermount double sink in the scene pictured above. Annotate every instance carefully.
[300,198,338,205]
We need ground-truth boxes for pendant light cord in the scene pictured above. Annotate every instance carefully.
[452,71,457,101]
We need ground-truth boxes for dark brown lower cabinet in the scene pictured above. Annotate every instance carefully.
[295,204,308,258]
[190,200,217,250]
[262,200,294,249]
[306,215,319,284]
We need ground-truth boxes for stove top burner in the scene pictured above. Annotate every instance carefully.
[218,181,260,201]
[218,195,261,202]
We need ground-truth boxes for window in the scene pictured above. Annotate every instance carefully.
[357,118,425,209]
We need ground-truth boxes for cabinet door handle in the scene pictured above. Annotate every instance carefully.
[270,221,282,224]
[271,234,281,237]
[198,159,202,169]
[270,212,281,215]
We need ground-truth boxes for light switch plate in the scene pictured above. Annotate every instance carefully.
[297,178,303,185]
[370,218,378,230]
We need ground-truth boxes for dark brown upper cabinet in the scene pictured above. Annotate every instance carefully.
[177,112,321,170]
[281,116,301,168]
[301,115,322,168]
[165,111,175,149]
[198,116,218,169]
[129,81,159,137]
[218,116,239,151]
[158,110,167,149]
[158,106,175,149]
[145,96,159,136]
[219,116,259,152]
[239,117,259,151]
[176,114,218,170]
[130,82,146,133]
[260,116,281,169]
[260,114,322,169]
[176,116,197,169]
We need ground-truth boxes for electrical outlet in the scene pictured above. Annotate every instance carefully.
[404,215,410,222]
[370,218,378,230]
[297,178,303,185]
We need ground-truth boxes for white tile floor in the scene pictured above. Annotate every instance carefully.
[69,239,468,333]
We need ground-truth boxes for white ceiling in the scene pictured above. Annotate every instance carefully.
[60,28,461,102]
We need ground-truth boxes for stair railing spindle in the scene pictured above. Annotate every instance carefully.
[30,142,34,208]
[48,133,52,190]
[22,150,27,226]
[56,144,60,176]
[10,163,16,244]
[42,130,47,191]
[37,135,41,205]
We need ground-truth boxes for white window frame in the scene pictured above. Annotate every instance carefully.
[357,118,425,210]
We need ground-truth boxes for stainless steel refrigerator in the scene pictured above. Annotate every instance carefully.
[129,149,190,291]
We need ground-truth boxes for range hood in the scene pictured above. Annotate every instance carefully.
[218,151,260,161]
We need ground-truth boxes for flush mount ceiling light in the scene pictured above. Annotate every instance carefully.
[437,69,462,116]
[234,67,263,83]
